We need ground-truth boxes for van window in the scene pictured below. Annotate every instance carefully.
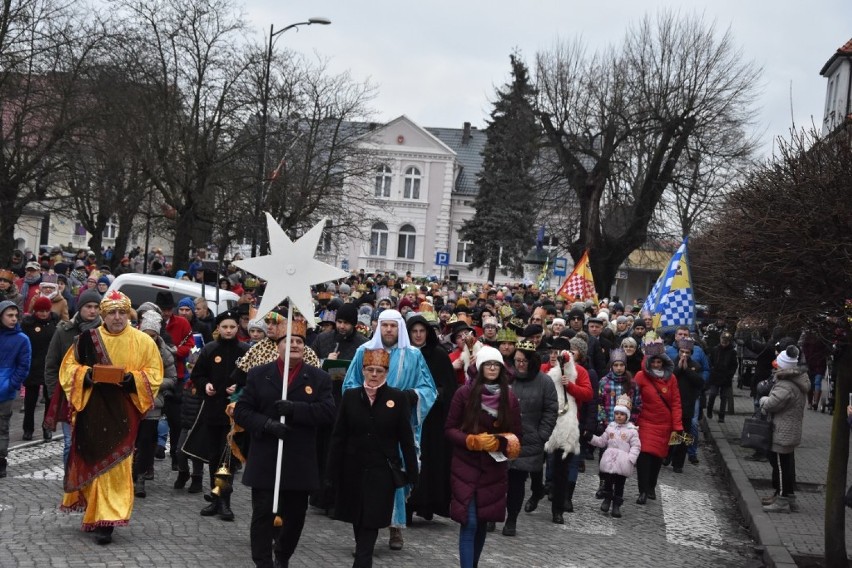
[115,283,237,314]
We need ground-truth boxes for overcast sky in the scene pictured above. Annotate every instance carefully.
[243,1,851,159]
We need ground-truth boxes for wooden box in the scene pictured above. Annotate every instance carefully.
[92,364,126,384]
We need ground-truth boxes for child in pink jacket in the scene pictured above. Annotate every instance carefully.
[585,394,641,518]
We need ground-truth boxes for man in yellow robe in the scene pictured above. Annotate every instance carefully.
[59,290,163,544]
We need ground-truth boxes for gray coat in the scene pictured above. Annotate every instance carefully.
[146,335,176,421]
[761,367,809,454]
[509,370,558,472]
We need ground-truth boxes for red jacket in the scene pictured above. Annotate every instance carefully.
[634,359,682,458]
[165,315,194,379]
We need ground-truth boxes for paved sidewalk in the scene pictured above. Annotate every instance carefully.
[704,387,852,567]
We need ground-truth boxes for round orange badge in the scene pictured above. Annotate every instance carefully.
[34,327,41,332]
[214,356,222,363]
[386,400,395,408]
[305,386,313,395]
[661,387,667,393]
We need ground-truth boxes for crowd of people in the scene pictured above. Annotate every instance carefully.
[0,254,829,566]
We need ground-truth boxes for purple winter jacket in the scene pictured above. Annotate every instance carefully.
[445,383,522,524]
[590,421,641,478]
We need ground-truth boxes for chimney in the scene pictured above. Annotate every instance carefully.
[462,121,471,144]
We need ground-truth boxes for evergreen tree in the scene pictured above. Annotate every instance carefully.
[461,53,539,282]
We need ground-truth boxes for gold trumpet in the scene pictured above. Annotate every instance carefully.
[210,464,234,497]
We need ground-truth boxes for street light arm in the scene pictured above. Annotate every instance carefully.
[271,17,331,40]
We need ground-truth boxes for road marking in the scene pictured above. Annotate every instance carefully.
[660,483,726,552]
[14,465,65,481]
[7,442,62,465]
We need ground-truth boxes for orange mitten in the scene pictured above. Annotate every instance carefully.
[465,433,499,452]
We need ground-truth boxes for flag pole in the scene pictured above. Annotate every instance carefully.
[272,306,293,527]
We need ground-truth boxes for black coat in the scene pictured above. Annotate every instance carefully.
[312,329,368,361]
[190,337,249,425]
[673,358,704,429]
[709,344,738,387]
[234,361,336,491]
[406,315,458,518]
[21,312,59,386]
[326,384,418,529]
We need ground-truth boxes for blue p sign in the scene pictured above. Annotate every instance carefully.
[435,252,449,266]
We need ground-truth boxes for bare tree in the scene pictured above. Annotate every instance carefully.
[232,51,377,253]
[107,0,256,271]
[691,126,852,567]
[0,0,106,263]
[535,12,760,295]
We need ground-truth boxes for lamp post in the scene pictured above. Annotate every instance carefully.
[251,17,331,257]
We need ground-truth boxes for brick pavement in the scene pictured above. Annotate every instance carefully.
[0,397,764,567]
[704,386,852,568]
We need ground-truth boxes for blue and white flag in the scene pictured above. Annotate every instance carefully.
[641,237,695,331]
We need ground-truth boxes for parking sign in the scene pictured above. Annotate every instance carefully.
[435,251,449,266]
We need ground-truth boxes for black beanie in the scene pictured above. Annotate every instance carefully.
[336,303,358,326]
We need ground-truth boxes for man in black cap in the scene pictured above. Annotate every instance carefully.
[585,316,609,378]
[312,303,367,362]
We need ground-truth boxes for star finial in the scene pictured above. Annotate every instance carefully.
[233,213,348,324]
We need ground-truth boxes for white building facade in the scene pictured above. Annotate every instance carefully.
[339,115,491,282]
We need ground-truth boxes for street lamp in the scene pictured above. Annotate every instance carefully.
[251,17,331,257]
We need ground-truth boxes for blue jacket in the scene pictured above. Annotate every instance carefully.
[666,343,710,383]
[0,323,32,402]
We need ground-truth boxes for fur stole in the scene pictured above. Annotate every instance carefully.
[544,354,580,457]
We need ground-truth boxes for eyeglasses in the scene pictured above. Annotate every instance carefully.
[513,359,529,366]
[482,362,502,369]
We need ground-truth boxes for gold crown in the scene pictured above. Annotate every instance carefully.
[100,290,131,314]
[615,394,632,410]
[287,319,307,338]
[363,349,390,368]
[516,340,537,352]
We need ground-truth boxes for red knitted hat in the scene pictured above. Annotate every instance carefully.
[33,296,52,312]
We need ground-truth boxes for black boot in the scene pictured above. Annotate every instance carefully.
[551,510,564,524]
[611,504,622,518]
[22,430,33,441]
[564,481,575,513]
[134,476,146,498]
[524,491,543,513]
[600,497,611,512]
[174,471,190,489]
[636,493,647,505]
[0,454,6,478]
[218,494,235,521]
[706,398,715,419]
[200,497,219,516]
[188,475,203,493]
[94,526,114,545]
[595,478,605,499]
[501,517,517,536]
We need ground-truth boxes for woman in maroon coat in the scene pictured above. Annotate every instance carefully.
[633,342,682,505]
[445,346,521,568]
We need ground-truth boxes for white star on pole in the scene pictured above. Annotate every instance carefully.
[233,213,348,324]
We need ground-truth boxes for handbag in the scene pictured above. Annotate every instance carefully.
[740,412,773,452]
[387,458,407,488]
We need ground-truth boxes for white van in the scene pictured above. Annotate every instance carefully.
[106,274,239,316]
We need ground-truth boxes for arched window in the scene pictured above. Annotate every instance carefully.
[375,165,392,198]
[370,222,388,256]
[403,167,420,199]
[397,224,416,259]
